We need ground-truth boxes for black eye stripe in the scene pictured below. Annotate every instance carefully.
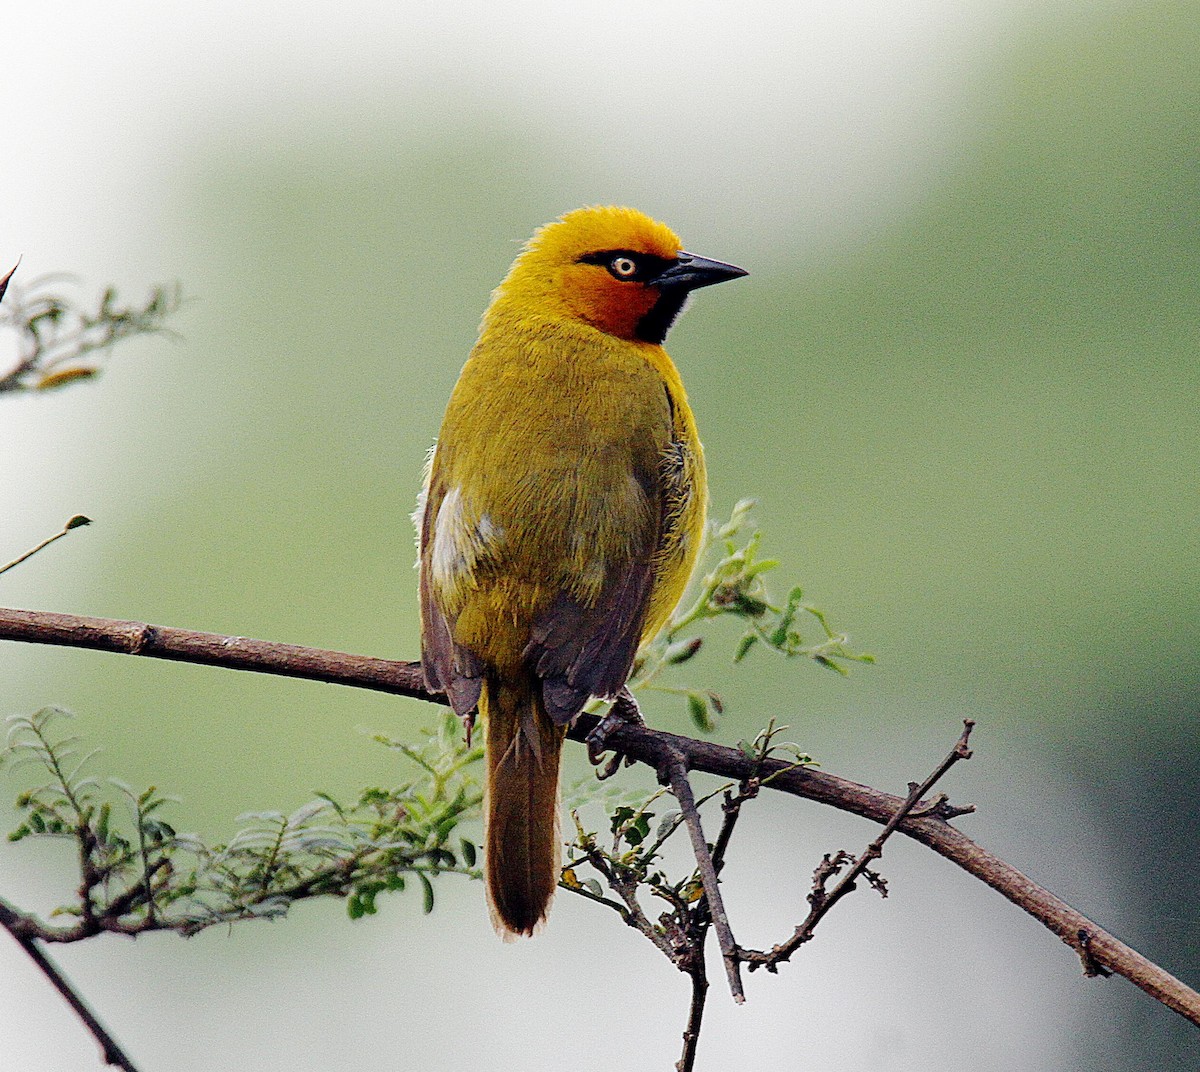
[577,249,676,283]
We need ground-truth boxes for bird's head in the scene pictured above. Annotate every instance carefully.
[494,205,746,344]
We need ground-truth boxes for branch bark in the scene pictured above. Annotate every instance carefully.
[2,605,1198,1028]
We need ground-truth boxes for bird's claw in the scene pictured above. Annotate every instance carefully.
[586,690,644,778]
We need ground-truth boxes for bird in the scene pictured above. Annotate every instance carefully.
[418,205,746,939]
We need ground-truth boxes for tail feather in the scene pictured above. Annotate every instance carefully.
[483,677,566,939]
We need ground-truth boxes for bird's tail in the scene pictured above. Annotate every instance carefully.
[482,675,566,940]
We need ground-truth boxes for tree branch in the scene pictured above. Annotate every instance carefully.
[0,607,428,696]
[2,605,1198,1027]
[0,898,141,1071]
[677,962,707,1072]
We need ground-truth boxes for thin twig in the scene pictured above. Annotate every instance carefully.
[740,719,976,970]
[1,606,1199,1027]
[577,854,678,962]
[674,775,757,1070]
[0,516,91,577]
[0,899,140,1071]
[677,959,708,1072]
[660,749,744,1004]
[710,774,760,876]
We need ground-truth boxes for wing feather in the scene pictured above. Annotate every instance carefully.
[419,468,484,717]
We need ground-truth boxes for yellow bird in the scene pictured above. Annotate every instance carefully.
[418,206,746,938]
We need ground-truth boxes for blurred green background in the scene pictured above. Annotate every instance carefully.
[2,3,1198,1069]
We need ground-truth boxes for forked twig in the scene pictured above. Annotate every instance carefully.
[676,774,759,1071]
[740,720,976,971]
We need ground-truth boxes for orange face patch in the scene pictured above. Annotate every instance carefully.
[556,261,662,340]
[498,206,684,342]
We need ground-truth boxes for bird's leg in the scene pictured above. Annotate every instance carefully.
[585,689,644,779]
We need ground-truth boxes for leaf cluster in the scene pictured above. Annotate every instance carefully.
[0,266,180,394]
[629,500,874,731]
[563,788,690,910]
[2,708,483,940]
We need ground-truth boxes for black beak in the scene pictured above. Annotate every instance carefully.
[654,251,748,291]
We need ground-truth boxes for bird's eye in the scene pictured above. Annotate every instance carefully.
[610,256,638,279]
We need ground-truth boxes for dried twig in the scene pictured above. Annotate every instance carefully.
[675,772,759,1071]
[0,516,92,577]
[676,963,708,1072]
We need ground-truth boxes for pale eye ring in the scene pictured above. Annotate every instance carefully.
[610,256,638,278]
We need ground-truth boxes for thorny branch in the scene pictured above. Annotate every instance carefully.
[568,719,976,1070]
[677,774,758,1072]
[0,607,1196,1019]
[563,776,736,1072]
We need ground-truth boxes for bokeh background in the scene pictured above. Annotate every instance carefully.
[2,2,1198,1069]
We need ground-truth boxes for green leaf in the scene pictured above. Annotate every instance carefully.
[655,811,681,842]
[814,655,849,676]
[95,802,111,845]
[460,838,477,867]
[419,873,435,914]
[745,557,779,578]
[733,634,758,662]
[624,812,652,846]
[610,806,635,835]
[687,692,715,733]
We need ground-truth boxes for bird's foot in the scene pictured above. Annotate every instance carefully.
[586,689,643,780]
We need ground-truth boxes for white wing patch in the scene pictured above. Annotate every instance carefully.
[411,441,437,562]
[429,486,502,601]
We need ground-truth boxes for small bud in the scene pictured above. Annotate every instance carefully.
[36,367,99,391]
